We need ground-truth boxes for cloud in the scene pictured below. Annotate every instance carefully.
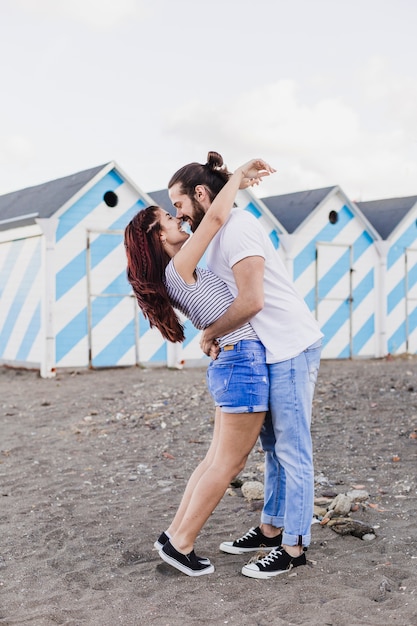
[0,135,36,165]
[15,0,146,30]
[360,56,417,137]
[164,68,417,201]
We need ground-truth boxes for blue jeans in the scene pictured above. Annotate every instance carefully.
[260,340,322,547]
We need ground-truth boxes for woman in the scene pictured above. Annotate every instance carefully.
[124,153,276,576]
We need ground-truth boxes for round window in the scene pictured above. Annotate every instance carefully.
[329,210,338,224]
[103,191,118,207]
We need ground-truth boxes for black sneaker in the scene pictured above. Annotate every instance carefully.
[154,532,210,565]
[154,531,170,551]
[159,540,214,577]
[241,546,307,579]
[219,526,283,554]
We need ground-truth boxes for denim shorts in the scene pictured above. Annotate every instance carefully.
[206,340,269,413]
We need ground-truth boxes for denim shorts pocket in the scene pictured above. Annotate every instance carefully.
[207,363,235,402]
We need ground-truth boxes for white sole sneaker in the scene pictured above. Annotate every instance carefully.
[219,527,282,554]
[159,541,214,577]
[241,548,306,579]
[155,532,210,564]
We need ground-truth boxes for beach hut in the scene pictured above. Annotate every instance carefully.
[0,162,169,377]
[356,196,417,355]
[262,187,382,359]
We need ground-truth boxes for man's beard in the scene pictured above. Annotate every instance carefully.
[190,197,207,232]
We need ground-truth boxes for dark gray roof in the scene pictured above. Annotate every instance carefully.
[356,196,417,239]
[148,189,176,216]
[261,187,336,233]
[0,164,108,230]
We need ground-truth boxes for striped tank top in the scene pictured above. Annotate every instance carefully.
[164,260,258,347]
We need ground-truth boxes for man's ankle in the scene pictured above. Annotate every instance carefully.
[259,523,282,539]
[282,543,303,557]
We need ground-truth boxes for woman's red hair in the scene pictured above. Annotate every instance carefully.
[124,206,185,343]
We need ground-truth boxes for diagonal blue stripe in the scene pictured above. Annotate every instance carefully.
[245,203,262,218]
[138,309,150,334]
[90,233,122,269]
[320,299,350,349]
[352,269,374,311]
[91,296,123,327]
[387,222,417,269]
[92,319,136,367]
[294,204,354,280]
[269,231,279,249]
[16,302,41,361]
[319,249,350,300]
[108,199,146,230]
[101,270,131,295]
[352,314,375,354]
[147,341,167,363]
[388,259,417,315]
[388,280,405,314]
[56,308,87,362]
[137,300,204,363]
[353,230,373,260]
[337,344,351,359]
[408,260,417,291]
[0,240,41,353]
[304,290,315,312]
[182,319,200,349]
[56,251,86,300]
[407,305,417,349]
[91,273,133,328]
[0,239,25,298]
[56,170,124,241]
[388,321,406,354]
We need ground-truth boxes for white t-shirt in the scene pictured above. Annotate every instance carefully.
[207,209,323,363]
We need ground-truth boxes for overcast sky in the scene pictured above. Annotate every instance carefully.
[1,0,417,202]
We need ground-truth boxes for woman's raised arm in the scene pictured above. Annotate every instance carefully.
[174,158,275,282]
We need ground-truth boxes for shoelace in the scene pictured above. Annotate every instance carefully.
[257,548,283,566]
[236,527,258,543]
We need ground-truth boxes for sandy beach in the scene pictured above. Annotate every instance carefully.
[1,357,417,625]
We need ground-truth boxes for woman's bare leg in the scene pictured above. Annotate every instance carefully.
[170,410,266,554]
[165,408,221,536]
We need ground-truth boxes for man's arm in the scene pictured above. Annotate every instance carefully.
[200,256,265,355]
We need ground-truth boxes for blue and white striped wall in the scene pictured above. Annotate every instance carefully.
[383,204,417,355]
[0,228,43,369]
[279,188,381,359]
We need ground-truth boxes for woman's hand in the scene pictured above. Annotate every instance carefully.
[200,332,220,359]
[237,159,276,189]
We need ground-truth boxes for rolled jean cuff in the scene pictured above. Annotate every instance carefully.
[260,514,285,528]
[282,531,311,548]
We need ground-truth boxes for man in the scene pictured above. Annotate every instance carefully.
[168,152,323,578]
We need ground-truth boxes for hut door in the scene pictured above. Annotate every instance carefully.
[86,229,139,368]
[316,242,353,358]
[405,247,417,354]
